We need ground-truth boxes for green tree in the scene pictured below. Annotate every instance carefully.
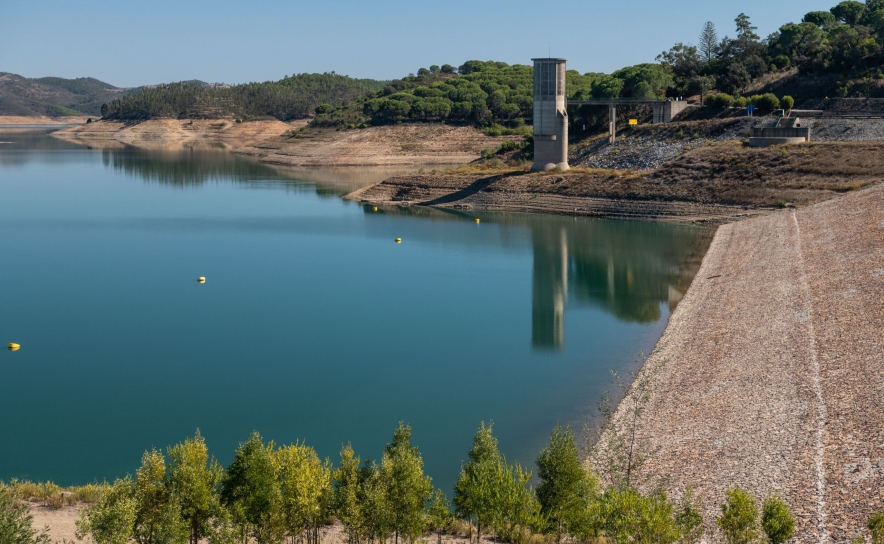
[454,422,501,543]
[76,478,138,544]
[536,425,599,542]
[781,95,795,110]
[761,496,795,544]
[360,460,393,543]
[831,1,866,25]
[220,432,283,544]
[133,448,184,544]
[868,512,884,544]
[675,487,704,544]
[167,430,224,544]
[600,488,680,544]
[426,489,453,544]
[699,22,720,61]
[735,13,760,41]
[717,488,759,544]
[333,444,365,544]
[277,442,333,544]
[382,422,434,544]
[0,486,51,544]
[803,11,837,28]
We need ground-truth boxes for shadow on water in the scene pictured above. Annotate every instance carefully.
[361,205,714,350]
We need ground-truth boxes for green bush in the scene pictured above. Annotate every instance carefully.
[781,95,795,110]
[0,487,51,544]
[707,93,735,108]
[761,496,795,544]
[734,97,749,108]
[751,93,781,111]
[869,512,884,544]
[717,488,759,544]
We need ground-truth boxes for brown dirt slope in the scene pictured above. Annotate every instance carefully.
[235,124,520,166]
[349,141,884,222]
[52,118,299,150]
[603,183,884,542]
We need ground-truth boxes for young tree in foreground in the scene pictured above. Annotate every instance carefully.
[600,487,680,544]
[674,487,705,544]
[76,478,138,544]
[167,430,224,544]
[426,489,453,544]
[454,422,501,543]
[761,495,795,544]
[277,442,333,544]
[133,448,188,544]
[536,425,599,542]
[0,486,51,544]
[717,488,759,544]
[220,432,283,544]
[333,444,365,544]
[382,422,433,544]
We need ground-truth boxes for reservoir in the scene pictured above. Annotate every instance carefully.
[0,129,711,493]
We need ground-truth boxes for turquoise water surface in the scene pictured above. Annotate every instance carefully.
[0,129,711,493]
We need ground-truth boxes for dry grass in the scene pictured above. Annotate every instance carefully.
[1,479,108,509]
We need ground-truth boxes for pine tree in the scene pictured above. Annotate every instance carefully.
[699,22,719,61]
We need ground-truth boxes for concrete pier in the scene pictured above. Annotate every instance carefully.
[532,58,569,171]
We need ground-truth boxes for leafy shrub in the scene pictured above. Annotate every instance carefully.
[781,95,795,110]
[761,496,795,544]
[0,487,51,544]
[869,512,884,544]
[717,488,759,544]
[707,93,735,108]
[734,97,748,108]
[751,93,781,111]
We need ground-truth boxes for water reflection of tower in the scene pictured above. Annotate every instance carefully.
[532,228,568,350]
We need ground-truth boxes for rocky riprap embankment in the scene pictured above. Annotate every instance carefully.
[809,118,884,141]
[570,120,755,170]
[571,117,884,170]
[599,184,884,542]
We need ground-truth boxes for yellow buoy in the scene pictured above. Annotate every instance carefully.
[475,218,481,223]
[373,206,378,212]
[8,343,20,352]
[197,277,206,283]
[395,238,402,243]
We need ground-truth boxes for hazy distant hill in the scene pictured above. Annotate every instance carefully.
[0,73,127,116]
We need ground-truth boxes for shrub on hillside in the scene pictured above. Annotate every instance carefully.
[781,95,795,110]
[761,496,795,544]
[707,93,735,108]
[734,97,749,108]
[750,93,781,111]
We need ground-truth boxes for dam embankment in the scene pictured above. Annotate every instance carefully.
[604,183,884,542]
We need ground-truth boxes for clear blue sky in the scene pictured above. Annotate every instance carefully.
[1,0,836,88]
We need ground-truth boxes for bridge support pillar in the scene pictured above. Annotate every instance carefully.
[608,104,617,144]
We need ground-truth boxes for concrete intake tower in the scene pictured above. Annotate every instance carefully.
[532,58,569,171]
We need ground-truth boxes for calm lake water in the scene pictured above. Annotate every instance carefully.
[0,129,712,493]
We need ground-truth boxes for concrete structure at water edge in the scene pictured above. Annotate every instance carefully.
[748,114,811,147]
[531,56,694,170]
[532,58,569,172]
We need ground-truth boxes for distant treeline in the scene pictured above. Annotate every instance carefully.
[8,421,860,544]
[100,73,387,121]
[97,3,884,126]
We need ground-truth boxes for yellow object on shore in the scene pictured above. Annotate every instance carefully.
[197,277,206,283]
[395,238,402,243]
[475,218,480,223]
[8,343,20,352]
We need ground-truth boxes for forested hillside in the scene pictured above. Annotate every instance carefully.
[0,73,124,116]
[656,1,884,106]
[100,73,387,121]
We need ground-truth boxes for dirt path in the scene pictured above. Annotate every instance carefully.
[604,183,884,542]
